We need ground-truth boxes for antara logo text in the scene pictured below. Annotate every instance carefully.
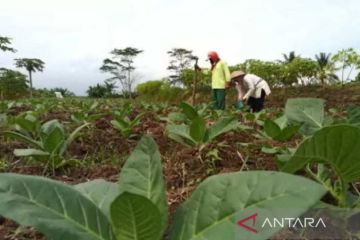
[237,213,326,233]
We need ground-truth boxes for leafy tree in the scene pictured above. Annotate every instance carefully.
[0,68,28,99]
[315,52,338,86]
[87,80,116,98]
[167,48,195,86]
[332,48,360,85]
[100,47,143,98]
[136,80,164,95]
[179,68,211,88]
[282,58,317,86]
[234,59,284,87]
[15,58,45,97]
[281,51,299,63]
[0,36,16,53]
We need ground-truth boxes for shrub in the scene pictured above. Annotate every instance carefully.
[0,69,28,99]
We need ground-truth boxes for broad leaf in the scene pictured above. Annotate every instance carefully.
[285,98,325,136]
[75,179,119,217]
[110,192,162,240]
[274,115,287,129]
[206,117,239,142]
[0,173,115,240]
[276,125,301,141]
[282,125,360,184]
[347,106,360,128]
[263,120,281,139]
[166,124,197,146]
[15,114,38,133]
[170,171,326,240]
[179,102,198,120]
[43,126,65,153]
[14,148,49,157]
[118,136,168,232]
[41,120,64,136]
[168,112,187,123]
[190,116,206,143]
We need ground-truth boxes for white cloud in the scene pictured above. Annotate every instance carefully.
[1,0,359,95]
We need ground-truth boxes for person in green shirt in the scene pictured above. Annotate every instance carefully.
[195,51,231,110]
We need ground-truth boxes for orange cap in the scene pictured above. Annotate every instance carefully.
[208,51,220,61]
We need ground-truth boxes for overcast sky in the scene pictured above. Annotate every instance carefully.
[1,0,359,95]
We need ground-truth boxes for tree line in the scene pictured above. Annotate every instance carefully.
[91,47,360,98]
[2,35,360,99]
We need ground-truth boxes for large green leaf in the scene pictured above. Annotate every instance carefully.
[170,171,326,240]
[179,102,198,120]
[276,125,301,141]
[347,106,360,128]
[118,136,168,232]
[110,192,162,240]
[263,120,281,139]
[166,124,197,146]
[0,173,115,240]
[43,126,65,153]
[190,116,206,143]
[206,117,239,142]
[41,120,64,136]
[282,125,360,184]
[15,114,38,133]
[285,98,325,136]
[75,179,119,217]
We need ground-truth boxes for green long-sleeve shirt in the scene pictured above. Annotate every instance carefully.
[210,60,231,89]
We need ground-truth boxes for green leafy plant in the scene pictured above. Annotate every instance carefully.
[2,119,89,171]
[285,98,332,136]
[347,106,360,128]
[71,101,104,124]
[111,106,144,139]
[263,115,301,141]
[282,124,360,207]
[166,114,239,153]
[0,135,327,240]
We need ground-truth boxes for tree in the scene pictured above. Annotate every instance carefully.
[167,48,195,86]
[0,36,16,53]
[282,58,317,86]
[315,52,338,86]
[281,51,299,63]
[87,80,116,98]
[0,68,28,99]
[234,59,284,87]
[332,48,360,85]
[100,47,143,98]
[15,58,45,97]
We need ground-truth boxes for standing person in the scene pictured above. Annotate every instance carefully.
[230,71,271,112]
[195,51,231,110]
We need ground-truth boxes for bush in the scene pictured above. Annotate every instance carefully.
[136,80,185,102]
[0,68,28,99]
[136,80,163,95]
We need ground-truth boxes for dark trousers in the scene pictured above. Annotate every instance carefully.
[212,89,226,110]
[248,89,266,112]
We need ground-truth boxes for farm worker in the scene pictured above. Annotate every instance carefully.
[230,71,271,112]
[195,51,231,110]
